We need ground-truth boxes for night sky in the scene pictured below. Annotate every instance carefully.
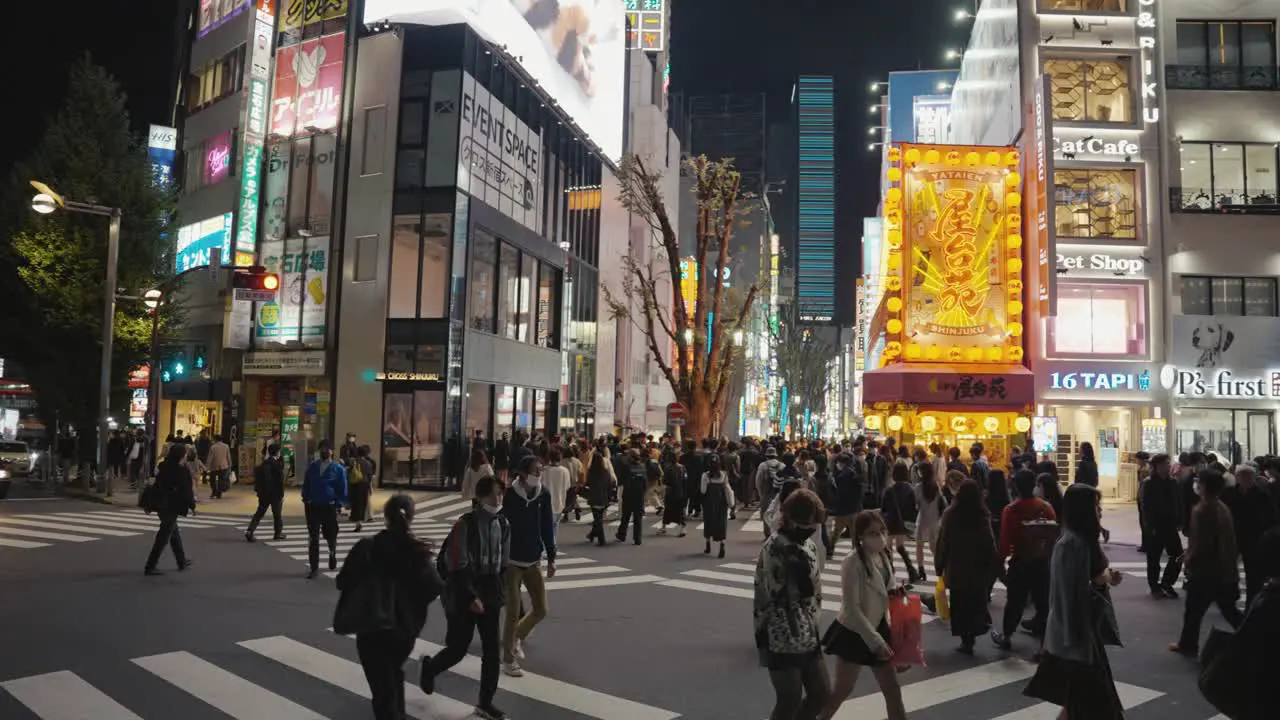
[4,0,967,297]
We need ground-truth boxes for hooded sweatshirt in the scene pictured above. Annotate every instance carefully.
[336,529,443,637]
[502,477,557,567]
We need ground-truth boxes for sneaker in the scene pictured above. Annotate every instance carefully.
[990,631,1012,650]
[1160,585,1179,599]
[513,639,525,660]
[502,661,524,677]
[474,703,508,720]
[306,568,319,580]
[419,656,435,694]
[245,532,256,543]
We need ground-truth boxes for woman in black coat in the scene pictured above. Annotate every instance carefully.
[144,442,196,575]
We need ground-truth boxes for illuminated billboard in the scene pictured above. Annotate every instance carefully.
[175,213,234,273]
[795,75,835,323]
[363,0,626,162]
[271,32,347,137]
[624,0,664,51]
[881,143,1024,365]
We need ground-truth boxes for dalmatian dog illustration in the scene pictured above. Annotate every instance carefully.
[1192,321,1234,368]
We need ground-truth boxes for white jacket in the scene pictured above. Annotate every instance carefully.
[837,548,893,654]
[543,465,572,516]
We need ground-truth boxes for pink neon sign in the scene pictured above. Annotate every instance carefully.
[204,131,233,185]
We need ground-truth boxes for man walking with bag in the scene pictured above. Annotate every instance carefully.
[245,443,286,543]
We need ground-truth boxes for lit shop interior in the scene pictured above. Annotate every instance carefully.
[239,377,332,480]
[157,399,223,443]
[864,408,1032,471]
[1173,407,1276,466]
[1034,405,1165,500]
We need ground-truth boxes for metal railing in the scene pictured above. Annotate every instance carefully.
[1170,186,1280,214]
[1165,64,1280,90]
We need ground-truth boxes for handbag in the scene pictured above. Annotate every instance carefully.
[1198,627,1249,718]
[889,486,916,535]
[889,593,926,667]
[934,577,951,621]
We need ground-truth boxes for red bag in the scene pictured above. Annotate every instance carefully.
[889,593,926,667]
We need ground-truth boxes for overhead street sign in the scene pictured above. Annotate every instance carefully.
[234,288,276,302]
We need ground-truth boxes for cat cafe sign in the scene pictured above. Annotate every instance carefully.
[1053,135,1140,160]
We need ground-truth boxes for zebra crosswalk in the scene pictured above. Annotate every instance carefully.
[0,628,681,720]
[239,495,664,590]
[0,509,241,551]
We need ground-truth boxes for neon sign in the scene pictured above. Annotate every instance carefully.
[1050,370,1151,392]
[1137,0,1159,124]
[1161,366,1280,399]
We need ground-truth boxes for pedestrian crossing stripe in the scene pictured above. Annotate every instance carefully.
[987,682,1162,720]
[0,510,238,550]
[0,631,682,720]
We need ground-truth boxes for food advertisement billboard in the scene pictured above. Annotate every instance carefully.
[880,143,1024,365]
[363,0,626,162]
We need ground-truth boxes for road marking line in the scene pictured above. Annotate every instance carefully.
[546,564,626,578]
[0,526,98,542]
[543,574,665,590]
[99,509,243,526]
[1,669,143,720]
[16,513,168,531]
[239,636,476,719]
[0,517,138,537]
[987,681,1163,719]
[419,499,474,520]
[0,537,50,548]
[407,637,681,720]
[832,658,1037,719]
[132,650,329,719]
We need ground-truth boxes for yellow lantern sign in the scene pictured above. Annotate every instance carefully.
[891,142,1024,363]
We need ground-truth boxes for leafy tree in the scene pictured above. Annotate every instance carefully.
[0,57,175,460]
[770,303,837,438]
[605,155,759,440]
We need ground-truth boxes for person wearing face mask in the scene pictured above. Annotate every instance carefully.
[818,510,907,720]
[754,488,830,720]
[301,440,349,580]
[498,455,557,677]
[421,475,511,720]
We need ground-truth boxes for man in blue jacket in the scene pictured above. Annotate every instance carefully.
[302,440,348,579]
[499,455,557,677]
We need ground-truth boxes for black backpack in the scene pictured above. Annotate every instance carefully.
[436,512,478,580]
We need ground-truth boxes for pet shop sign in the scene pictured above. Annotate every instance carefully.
[1160,365,1280,399]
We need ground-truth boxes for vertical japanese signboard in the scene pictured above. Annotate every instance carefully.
[254,237,330,349]
[236,0,277,266]
[271,32,347,138]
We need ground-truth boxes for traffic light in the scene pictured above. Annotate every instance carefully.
[193,345,207,370]
[161,349,187,383]
[232,265,279,292]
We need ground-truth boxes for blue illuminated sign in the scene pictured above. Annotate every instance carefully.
[174,213,233,273]
[796,75,835,323]
[1049,370,1151,392]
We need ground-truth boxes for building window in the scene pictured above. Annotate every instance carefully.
[1170,21,1277,90]
[1054,168,1139,240]
[187,45,246,112]
[1049,282,1148,356]
[1038,0,1125,10]
[1176,409,1275,463]
[389,216,419,318]
[419,214,450,319]
[1175,142,1279,210]
[469,229,497,332]
[183,131,238,193]
[517,254,536,343]
[1180,276,1278,316]
[388,213,452,319]
[498,242,521,340]
[465,382,493,447]
[198,0,249,36]
[1044,58,1134,123]
[380,390,444,487]
[536,263,560,349]
[495,384,515,437]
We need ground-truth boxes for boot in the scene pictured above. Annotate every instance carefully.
[718,542,725,559]
[897,546,920,583]
[704,539,711,554]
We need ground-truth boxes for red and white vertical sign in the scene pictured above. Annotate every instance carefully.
[271,32,347,138]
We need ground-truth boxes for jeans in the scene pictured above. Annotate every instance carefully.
[145,512,187,570]
[247,495,284,538]
[502,564,549,663]
[768,657,829,720]
[1177,577,1245,651]
[616,497,643,543]
[1145,529,1183,590]
[210,468,228,498]
[305,503,339,571]
[357,631,415,720]
[426,604,501,707]
[1002,558,1049,637]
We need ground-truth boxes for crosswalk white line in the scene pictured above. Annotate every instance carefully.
[0,526,98,542]
[108,508,244,524]
[133,651,328,719]
[0,517,139,537]
[833,657,1038,719]
[14,513,171,532]
[541,575,665,590]
[419,499,475,520]
[239,636,476,719]
[1,670,143,720]
[93,511,240,529]
[0,537,51,549]
[988,681,1163,719]
[408,637,681,720]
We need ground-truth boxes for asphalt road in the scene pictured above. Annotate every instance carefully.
[0,493,1237,719]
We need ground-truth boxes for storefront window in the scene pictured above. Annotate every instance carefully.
[1049,282,1148,357]
[470,229,497,332]
[1044,58,1133,123]
[1054,168,1138,241]
[389,215,419,318]
[1176,408,1275,464]
[380,389,445,487]
[386,344,415,373]
[499,242,520,340]
[419,213,450,319]
[465,382,493,447]
[495,384,515,438]
[1176,142,1278,210]
[1039,0,1126,10]
[515,387,534,435]
[382,392,413,484]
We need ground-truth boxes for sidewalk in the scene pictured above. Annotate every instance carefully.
[1101,500,1141,547]
[57,482,442,518]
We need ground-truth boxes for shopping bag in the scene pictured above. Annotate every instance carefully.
[934,577,951,622]
[889,593,926,667]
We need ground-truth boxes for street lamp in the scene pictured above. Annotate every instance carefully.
[29,180,123,496]
[945,48,963,61]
